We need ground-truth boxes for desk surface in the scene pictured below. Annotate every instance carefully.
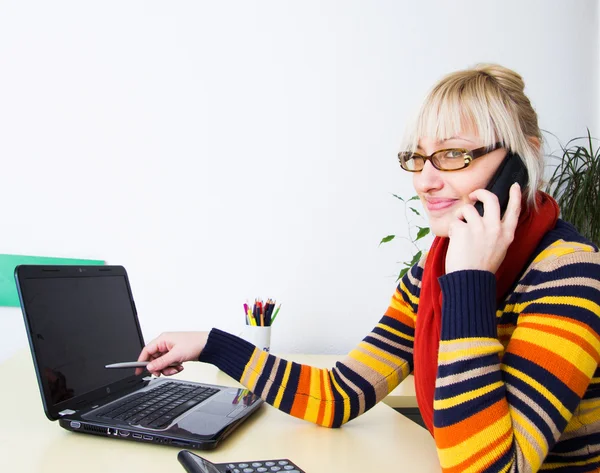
[1,350,439,473]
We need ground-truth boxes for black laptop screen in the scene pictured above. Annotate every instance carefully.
[21,275,144,407]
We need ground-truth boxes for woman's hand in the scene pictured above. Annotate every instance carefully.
[445,183,522,275]
[136,331,209,377]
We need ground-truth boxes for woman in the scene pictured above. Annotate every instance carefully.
[138,64,600,472]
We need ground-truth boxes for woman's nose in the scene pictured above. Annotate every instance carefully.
[413,160,444,193]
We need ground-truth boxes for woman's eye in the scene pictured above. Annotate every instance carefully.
[444,150,464,159]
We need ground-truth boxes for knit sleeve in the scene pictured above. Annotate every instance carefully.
[198,257,425,428]
[433,248,600,472]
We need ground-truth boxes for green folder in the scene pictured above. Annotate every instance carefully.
[0,254,105,307]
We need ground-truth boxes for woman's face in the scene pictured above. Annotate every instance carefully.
[412,131,507,237]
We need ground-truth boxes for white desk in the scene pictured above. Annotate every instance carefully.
[0,350,438,473]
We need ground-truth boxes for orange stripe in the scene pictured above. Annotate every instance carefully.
[519,313,600,344]
[389,311,416,329]
[316,371,326,426]
[441,428,512,473]
[289,365,311,419]
[518,322,600,362]
[508,339,589,397]
[435,399,508,448]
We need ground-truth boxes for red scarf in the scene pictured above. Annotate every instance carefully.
[413,192,560,435]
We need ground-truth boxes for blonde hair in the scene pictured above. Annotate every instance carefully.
[401,64,543,206]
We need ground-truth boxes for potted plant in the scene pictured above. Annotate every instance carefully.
[545,129,599,247]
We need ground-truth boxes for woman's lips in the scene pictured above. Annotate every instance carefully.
[425,198,459,212]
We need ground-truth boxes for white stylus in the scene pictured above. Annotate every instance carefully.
[104,361,180,369]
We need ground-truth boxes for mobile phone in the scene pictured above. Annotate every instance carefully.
[105,361,180,369]
[474,151,529,218]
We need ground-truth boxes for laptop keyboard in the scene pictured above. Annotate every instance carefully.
[95,381,219,429]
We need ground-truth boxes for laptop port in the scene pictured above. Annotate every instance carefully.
[143,435,153,441]
[119,430,130,437]
[132,433,142,439]
[171,440,190,447]
[69,421,81,429]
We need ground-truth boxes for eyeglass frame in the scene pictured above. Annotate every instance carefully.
[398,142,504,172]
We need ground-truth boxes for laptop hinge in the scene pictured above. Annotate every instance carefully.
[59,409,77,417]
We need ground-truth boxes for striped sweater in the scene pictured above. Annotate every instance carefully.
[199,220,600,472]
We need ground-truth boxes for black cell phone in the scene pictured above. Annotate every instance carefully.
[474,151,529,218]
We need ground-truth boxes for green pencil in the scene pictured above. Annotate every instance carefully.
[269,304,281,325]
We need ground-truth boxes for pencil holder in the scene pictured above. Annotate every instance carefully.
[240,325,271,352]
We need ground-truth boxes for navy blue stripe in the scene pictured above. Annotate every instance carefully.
[364,335,414,369]
[485,445,514,473]
[253,354,276,397]
[330,367,360,427]
[521,283,600,300]
[540,461,600,473]
[435,369,502,400]
[379,315,415,336]
[434,385,506,428]
[503,352,581,412]
[519,261,600,287]
[264,359,288,405]
[551,431,600,453]
[278,362,301,414]
[521,303,600,333]
[437,355,492,378]
[338,363,377,412]
[505,389,554,446]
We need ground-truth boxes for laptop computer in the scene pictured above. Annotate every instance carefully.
[14,264,263,450]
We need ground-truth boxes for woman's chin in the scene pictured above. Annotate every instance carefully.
[428,218,450,238]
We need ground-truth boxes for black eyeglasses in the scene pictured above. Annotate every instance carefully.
[398,142,503,172]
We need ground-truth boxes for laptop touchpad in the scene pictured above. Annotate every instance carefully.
[195,401,237,416]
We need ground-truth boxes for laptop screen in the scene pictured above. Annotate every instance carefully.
[20,273,144,407]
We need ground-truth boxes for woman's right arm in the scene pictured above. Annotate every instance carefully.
[140,258,425,428]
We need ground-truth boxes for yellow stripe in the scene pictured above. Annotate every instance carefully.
[519,315,600,356]
[272,362,293,409]
[245,350,268,390]
[350,344,401,393]
[508,296,600,318]
[434,381,503,410]
[573,405,600,425]
[376,323,414,343]
[438,344,502,364]
[511,329,597,376]
[399,280,419,306]
[437,414,511,469]
[502,365,570,421]
[330,373,351,424]
[511,407,546,469]
[303,366,323,424]
[240,349,260,386]
[322,370,334,427]
[532,241,595,264]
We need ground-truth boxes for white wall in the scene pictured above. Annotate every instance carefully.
[1,0,598,363]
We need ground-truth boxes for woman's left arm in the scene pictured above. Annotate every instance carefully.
[433,249,600,472]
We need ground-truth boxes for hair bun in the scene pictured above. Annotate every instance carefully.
[473,63,526,94]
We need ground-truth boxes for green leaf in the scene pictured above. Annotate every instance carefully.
[415,227,430,241]
[397,267,409,281]
[379,235,395,245]
[408,195,420,201]
[392,194,404,201]
[409,250,423,267]
[409,207,421,216]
